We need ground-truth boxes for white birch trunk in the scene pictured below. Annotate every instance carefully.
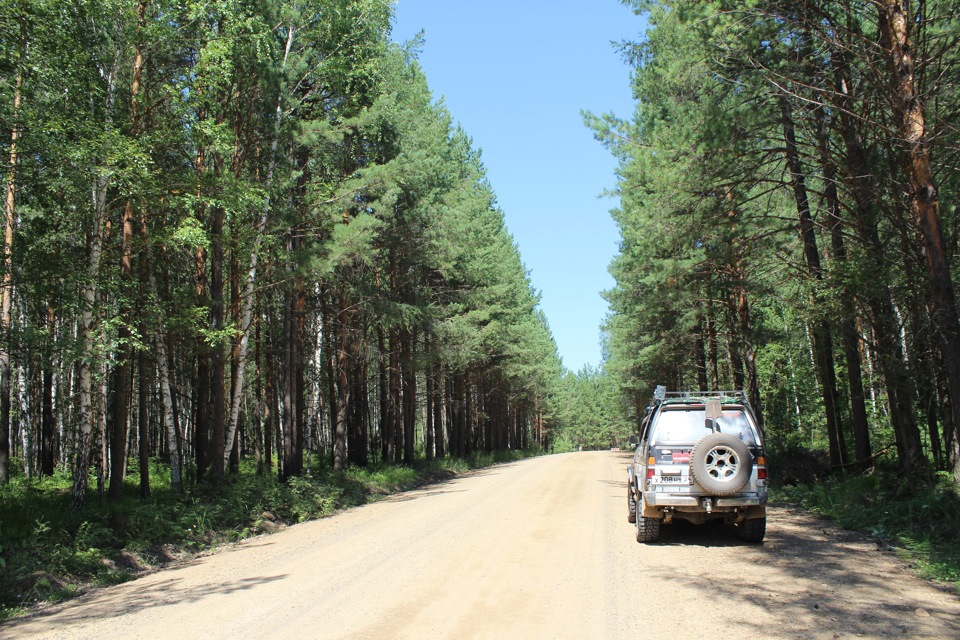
[156,332,181,490]
[223,26,295,468]
[73,43,120,509]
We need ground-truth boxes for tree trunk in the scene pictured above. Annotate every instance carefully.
[817,107,872,466]
[155,330,181,490]
[253,295,265,475]
[92,360,108,497]
[725,288,746,392]
[833,59,926,476]
[16,360,30,478]
[149,252,181,488]
[193,132,211,482]
[0,13,25,484]
[333,289,350,472]
[347,319,367,466]
[40,306,55,478]
[402,329,416,464]
[878,0,960,479]
[280,280,303,479]
[425,338,435,460]
[377,328,389,463]
[937,370,958,476]
[706,299,719,389]
[137,349,149,499]
[223,26,294,470]
[465,374,476,455]
[736,286,763,430]
[452,373,465,457]
[209,194,226,485]
[321,289,338,461]
[780,95,844,464]
[388,327,401,463]
[137,172,152,498]
[293,281,306,475]
[695,304,708,392]
[433,361,444,458]
[107,0,149,501]
[107,195,136,500]
[74,41,121,510]
[264,324,278,477]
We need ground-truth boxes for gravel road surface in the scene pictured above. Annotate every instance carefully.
[4,451,960,639]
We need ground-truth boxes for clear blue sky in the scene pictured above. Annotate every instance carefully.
[391,1,645,374]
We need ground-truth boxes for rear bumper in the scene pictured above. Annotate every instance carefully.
[643,491,767,508]
[641,491,767,522]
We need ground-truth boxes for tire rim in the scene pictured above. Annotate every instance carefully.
[704,445,740,481]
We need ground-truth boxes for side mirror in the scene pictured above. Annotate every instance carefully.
[628,435,640,446]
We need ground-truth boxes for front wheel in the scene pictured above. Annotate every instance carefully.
[627,483,637,523]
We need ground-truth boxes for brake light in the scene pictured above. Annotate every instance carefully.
[757,456,767,480]
[646,456,656,480]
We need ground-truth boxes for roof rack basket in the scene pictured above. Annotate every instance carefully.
[652,387,750,407]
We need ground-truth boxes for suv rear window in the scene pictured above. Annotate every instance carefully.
[651,407,758,446]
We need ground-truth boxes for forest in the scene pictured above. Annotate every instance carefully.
[0,0,571,509]
[589,0,960,482]
[3,0,960,616]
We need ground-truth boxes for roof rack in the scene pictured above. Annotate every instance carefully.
[652,386,750,406]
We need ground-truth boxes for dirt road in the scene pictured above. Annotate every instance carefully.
[4,451,960,639]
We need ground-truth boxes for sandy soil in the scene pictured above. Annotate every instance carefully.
[3,451,959,640]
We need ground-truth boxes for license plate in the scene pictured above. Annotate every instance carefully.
[654,475,689,484]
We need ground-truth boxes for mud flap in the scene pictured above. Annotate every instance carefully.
[641,494,661,519]
[738,505,766,521]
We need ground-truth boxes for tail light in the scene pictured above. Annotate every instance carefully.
[757,456,767,480]
[646,456,656,480]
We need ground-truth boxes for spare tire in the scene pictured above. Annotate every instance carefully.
[690,432,752,495]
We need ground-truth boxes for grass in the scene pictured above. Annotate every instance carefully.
[0,448,541,620]
[773,467,960,590]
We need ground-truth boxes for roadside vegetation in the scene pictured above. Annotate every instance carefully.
[0,448,539,620]
[775,468,960,590]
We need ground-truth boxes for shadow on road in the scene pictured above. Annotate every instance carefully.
[646,519,747,547]
[627,505,960,638]
[5,573,288,631]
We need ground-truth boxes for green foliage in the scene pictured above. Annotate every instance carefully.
[2,0,561,506]
[591,0,960,483]
[284,476,344,522]
[548,432,578,454]
[775,470,960,588]
[545,366,630,451]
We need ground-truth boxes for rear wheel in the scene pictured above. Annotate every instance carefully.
[636,515,660,543]
[635,496,661,543]
[737,517,766,543]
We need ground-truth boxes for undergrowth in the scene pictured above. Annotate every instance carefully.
[0,448,540,620]
[773,467,960,590]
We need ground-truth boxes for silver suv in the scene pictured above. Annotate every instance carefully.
[627,387,767,543]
